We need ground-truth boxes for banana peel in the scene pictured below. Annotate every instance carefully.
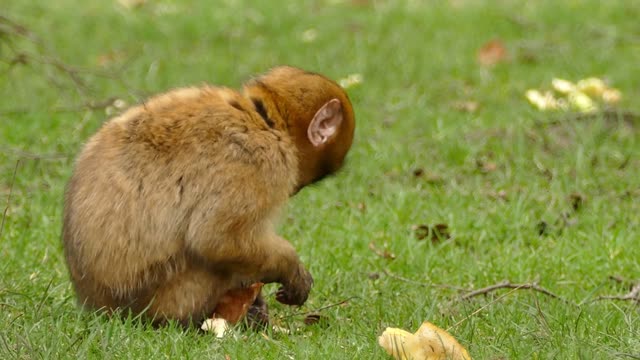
[378,321,471,360]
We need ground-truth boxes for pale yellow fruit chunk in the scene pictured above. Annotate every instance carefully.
[576,77,607,97]
[201,318,229,338]
[378,321,472,360]
[568,91,598,113]
[551,78,576,94]
[525,89,560,111]
[602,88,622,104]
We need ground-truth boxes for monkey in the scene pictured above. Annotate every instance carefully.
[62,66,355,327]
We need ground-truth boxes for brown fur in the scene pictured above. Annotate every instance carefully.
[62,66,355,326]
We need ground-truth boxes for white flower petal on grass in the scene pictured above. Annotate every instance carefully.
[338,73,363,89]
[301,29,318,43]
[113,99,127,109]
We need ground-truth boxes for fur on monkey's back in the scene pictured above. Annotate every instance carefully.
[63,86,298,299]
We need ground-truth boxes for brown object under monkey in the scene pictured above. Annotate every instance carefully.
[213,283,264,324]
[62,66,355,326]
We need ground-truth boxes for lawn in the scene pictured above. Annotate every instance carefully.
[1,0,639,359]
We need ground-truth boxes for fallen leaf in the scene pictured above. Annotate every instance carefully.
[368,272,381,280]
[536,221,550,236]
[476,158,497,173]
[96,51,126,67]
[569,192,585,212]
[413,224,451,243]
[451,100,479,113]
[413,168,424,177]
[488,189,508,201]
[477,39,508,67]
[303,313,327,326]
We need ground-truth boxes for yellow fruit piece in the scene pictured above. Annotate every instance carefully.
[551,78,576,94]
[525,89,559,111]
[201,318,229,338]
[576,77,607,97]
[378,321,472,360]
[568,91,598,113]
[602,88,622,104]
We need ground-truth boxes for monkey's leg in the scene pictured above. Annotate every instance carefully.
[147,266,230,326]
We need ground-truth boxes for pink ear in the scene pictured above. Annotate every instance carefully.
[307,99,343,147]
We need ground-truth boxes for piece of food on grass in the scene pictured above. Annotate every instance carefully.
[576,77,607,97]
[525,89,560,111]
[568,91,597,113]
[201,318,229,338]
[378,321,471,360]
[551,78,576,94]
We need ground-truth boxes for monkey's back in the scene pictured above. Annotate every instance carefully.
[62,86,298,311]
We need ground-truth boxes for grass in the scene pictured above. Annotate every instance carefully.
[1,0,639,358]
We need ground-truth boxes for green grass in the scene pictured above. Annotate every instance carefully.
[2,0,639,358]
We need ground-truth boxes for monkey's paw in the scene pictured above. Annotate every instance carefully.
[276,267,313,306]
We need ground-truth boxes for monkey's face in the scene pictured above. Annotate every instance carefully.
[244,66,356,191]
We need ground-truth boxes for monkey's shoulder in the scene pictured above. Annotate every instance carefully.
[81,85,296,179]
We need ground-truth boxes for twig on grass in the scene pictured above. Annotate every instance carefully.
[279,296,358,319]
[0,160,20,240]
[614,352,640,359]
[0,97,122,116]
[1,14,143,115]
[447,286,525,332]
[592,282,640,304]
[445,280,570,331]
[459,280,567,303]
[0,146,69,160]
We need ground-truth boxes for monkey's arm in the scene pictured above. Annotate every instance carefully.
[186,220,312,306]
[184,129,312,305]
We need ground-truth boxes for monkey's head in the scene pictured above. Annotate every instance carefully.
[243,66,356,191]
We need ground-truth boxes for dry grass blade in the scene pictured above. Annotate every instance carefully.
[0,160,20,240]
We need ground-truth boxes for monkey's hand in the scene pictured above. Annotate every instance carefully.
[276,265,313,306]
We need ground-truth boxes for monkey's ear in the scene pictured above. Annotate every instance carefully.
[307,98,343,147]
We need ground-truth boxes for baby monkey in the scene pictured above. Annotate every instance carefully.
[62,66,355,326]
